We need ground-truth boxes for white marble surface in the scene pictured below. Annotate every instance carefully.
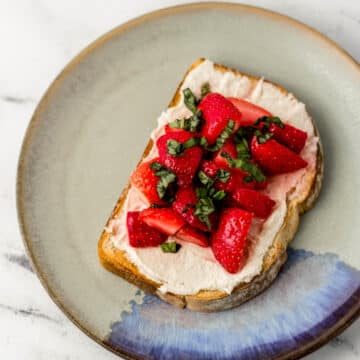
[0,0,359,359]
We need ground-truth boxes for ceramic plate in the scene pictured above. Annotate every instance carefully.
[17,3,360,359]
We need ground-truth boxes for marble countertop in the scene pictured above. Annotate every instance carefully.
[0,0,359,359]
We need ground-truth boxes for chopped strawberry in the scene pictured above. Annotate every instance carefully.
[232,188,275,218]
[127,211,166,247]
[156,131,202,186]
[228,97,272,126]
[251,137,308,175]
[139,208,185,236]
[130,157,166,205]
[172,186,217,232]
[269,123,307,154]
[198,93,242,144]
[176,225,209,247]
[213,140,238,169]
[200,160,237,193]
[211,208,253,273]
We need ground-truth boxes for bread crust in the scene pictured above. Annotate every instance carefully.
[98,58,323,312]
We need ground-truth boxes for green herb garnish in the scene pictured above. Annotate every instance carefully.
[150,162,177,202]
[168,114,202,132]
[194,197,216,230]
[198,170,215,188]
[167,139,184,156]
[235,138,251,160]
[221,151,266,183]
[201,82,211,99]
[215,169,231,183]
[201,120,235,152]
[160,242,181,253]
[183,88,198,114]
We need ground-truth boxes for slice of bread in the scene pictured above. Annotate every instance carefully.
[98,58,323,312]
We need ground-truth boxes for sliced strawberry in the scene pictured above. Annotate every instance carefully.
[198,93,242,144]
[176,225,209,247]
[172,186,217,232]
[130,157,166,205]
[127,211,166,247]
[200,160,237,193]
[251,137,308,175]
[211,208,253,273]
[157,131,202,186]
[232,188,275,218]
[269,123,307,154]
[139,208,185,236]
[228,97,272,126]
[213,140,238,169]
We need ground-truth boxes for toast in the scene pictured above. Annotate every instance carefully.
[98,58,323,312]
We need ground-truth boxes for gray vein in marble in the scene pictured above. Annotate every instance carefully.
[1,95,37,104]
[330,336,358,356]
[0,304,60,324]
[4,253,33,273]
[340,10,360,25]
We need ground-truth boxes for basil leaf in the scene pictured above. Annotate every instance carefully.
[183,88,198,114]
[212,190,227,201]
[221,151,266,183]
[168,113,202,133]
[156,171,176,200]
[196,187,208,199]
[215,169,231,183]
[194,197,216,230]
[198,170,214,188]
[167,139,184,156]
[235,138,250,160]
[257,132,273,144]
[160,242,181,253]
[201,82,211,99]
[183,137,199,149]
[203,120,235,152]
[254,116,285,130]
[150,161,163,171]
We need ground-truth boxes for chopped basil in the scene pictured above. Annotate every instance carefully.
[202,120,235,152]
[198,170,215,188]
[183,137,199,149]
[212,190,227,201]
[149,161,163,171]
[194,197,216,230]
[151,163,177,202]
[221,151,266,183]
[183,88,198,114]
[201,82,211,99]
[254,116,284,130]
[254,129,273,144]
[168,114,202,132]
[160,242,181,253]
[215,169,231,183]
[235,138,250,160]
[167,139,184,156]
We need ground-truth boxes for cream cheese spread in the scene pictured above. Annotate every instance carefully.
[106,60,318,295]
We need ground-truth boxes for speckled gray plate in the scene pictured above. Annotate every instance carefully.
[17,3,360,360]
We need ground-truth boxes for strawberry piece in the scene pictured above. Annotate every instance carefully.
[213,140,238,169]
[198,93,242,144]
[211,208,253,273]
[269,123,307,154]
[228,97,272,126]
[232,188,275,218]
[251,137,308,175]
[139,208,185,236]
[200,160,237,193]
[172,186,217,232]
[176,225,209,247]
[157,131,202,186]
[130,157,166,205]
[127,211,166,247]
